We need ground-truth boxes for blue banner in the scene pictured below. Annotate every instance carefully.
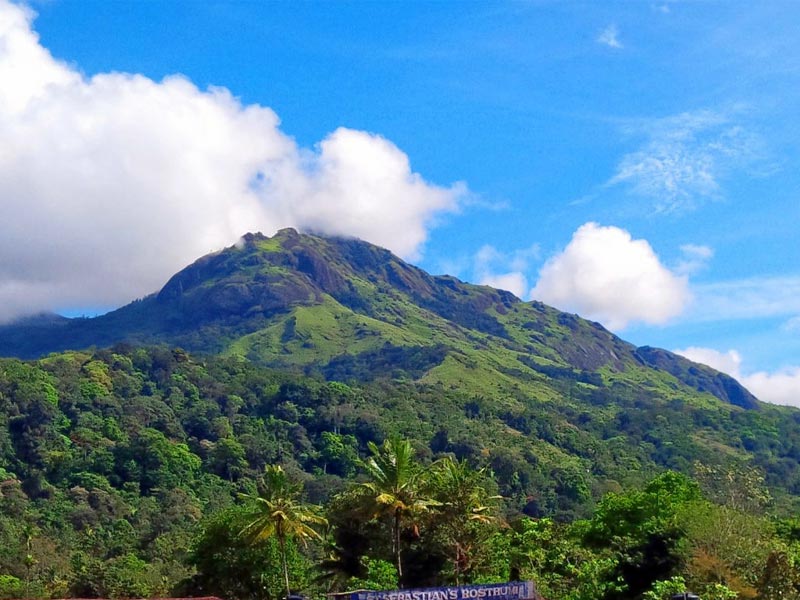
[349,581,539,600]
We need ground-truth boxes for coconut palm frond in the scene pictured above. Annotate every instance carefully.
[240,464,328,597]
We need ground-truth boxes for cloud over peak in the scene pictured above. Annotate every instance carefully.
[0,0,465,322]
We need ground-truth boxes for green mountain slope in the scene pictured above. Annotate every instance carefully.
[0,228,759,414]
[3,230,800,599]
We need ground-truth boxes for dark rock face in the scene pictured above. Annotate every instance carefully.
[293,246,346,293]
[634,346,759,410]
[716,371,760,410]
[546,314,633,372]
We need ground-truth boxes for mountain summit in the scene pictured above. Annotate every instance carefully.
[0,228,758,409]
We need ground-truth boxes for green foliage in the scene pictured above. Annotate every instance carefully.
[209,437,248,480]
[240,465,327,598]
[642,576,688,600]
[187,505,309,600]
[491,517,622,600]
[1,339,800,598]
[0,574,22,599]
[584,471,701,545]
[693,462,772,513]
[580,472,702,600]
[428,457,501,584]
[349,557,399,591]
[358,438,439,584]
[90,553,165,598]
[682,502,774,597]
[706,583,739,600]
[318,432,359,477]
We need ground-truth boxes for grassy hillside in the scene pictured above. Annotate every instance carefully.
[0,229,759,416]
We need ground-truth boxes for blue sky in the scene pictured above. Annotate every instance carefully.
[3,1,800,404]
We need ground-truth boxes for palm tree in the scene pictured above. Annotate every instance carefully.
[241,465,328,599]
[430,457,501,584]
[359,438,437,584]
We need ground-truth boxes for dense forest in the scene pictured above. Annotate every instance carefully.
[2,346,800,600]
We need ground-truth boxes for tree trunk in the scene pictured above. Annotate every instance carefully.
[394,508,403,586]
[279,534,291,600]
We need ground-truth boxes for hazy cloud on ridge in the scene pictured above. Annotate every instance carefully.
[473,244,539,299]
[675,346,800,407]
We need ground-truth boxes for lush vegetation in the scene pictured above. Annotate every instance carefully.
[1,346,800,599]
[1,231,799,599]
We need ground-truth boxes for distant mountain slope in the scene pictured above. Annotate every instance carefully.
[0,228,758,411]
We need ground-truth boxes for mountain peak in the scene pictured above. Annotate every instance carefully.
[267,227,301,240]
[0,230,760,411]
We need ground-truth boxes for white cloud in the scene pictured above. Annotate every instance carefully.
[675,346,800,407]
[473,243,539,299]
[480,272,528,299]
[783,316,800,332]
[675,243,714,275]
[597,25,623,49]
[531,223,690,330]
[742,368,800,408]
[689,276,800,322]
[674,347,743,378]
[608,110,768,213]
[269,127,465,260]
[0,1,466,323]
[680,244,713,260]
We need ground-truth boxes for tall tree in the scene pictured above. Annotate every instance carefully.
[583,471,701,600]
[429,457,501,584]
[241,465,327,599]
[359,438,437,585]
